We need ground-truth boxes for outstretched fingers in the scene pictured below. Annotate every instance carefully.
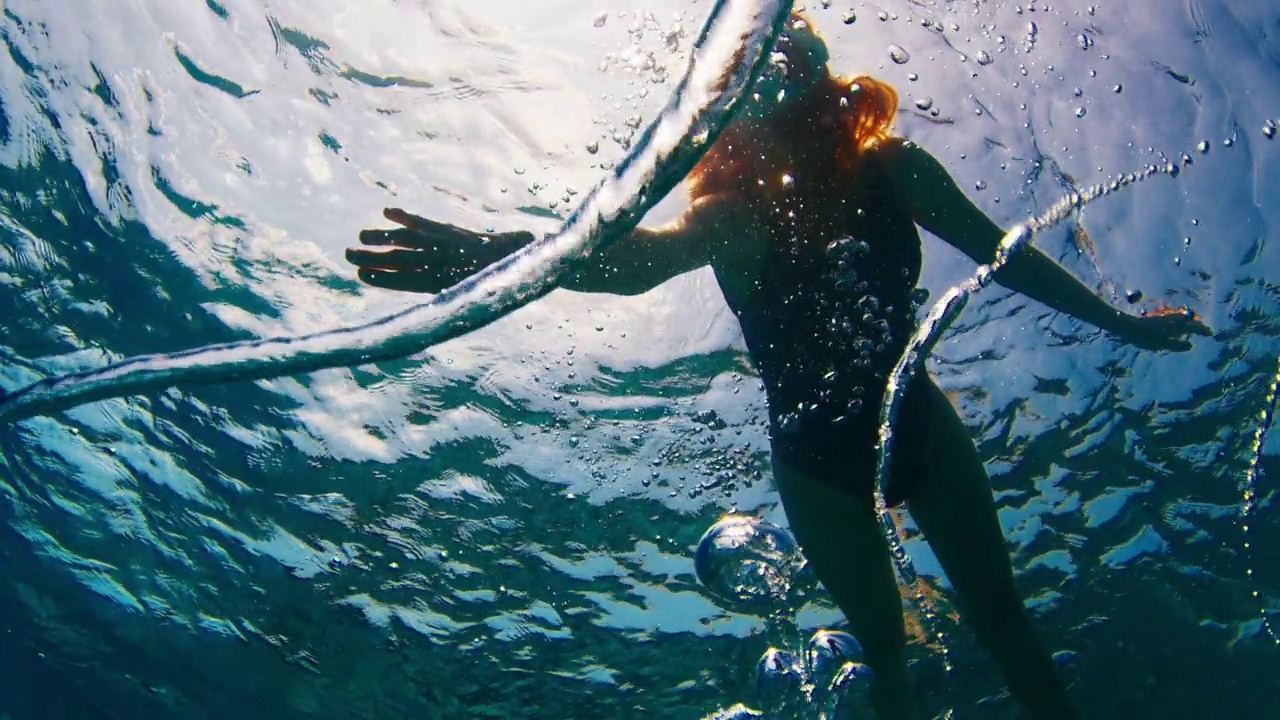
[346,245,434,271]
[384,207,435,229]
[357,268,446,294]
[351,208,496,293]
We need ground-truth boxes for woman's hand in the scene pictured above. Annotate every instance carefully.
[1116,306,1213,352]
[347,208,533,293]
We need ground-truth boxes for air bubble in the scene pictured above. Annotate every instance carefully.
[888,45,911,64]
[1196,140,1210,153]
[1264,121,1276,139]
[755,648,805,716]
[592,11,608,28]
[842,11,856,25]
[976,50,993,66]
[1075,106,1087,118]
[694,515,804,612]
[1052,650,1080,667]
[806,629,864,676]
[914,96,934,111]
[585,141,599,154]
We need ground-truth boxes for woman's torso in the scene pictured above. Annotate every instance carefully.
[710,144,925,487]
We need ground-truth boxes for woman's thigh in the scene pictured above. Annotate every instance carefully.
[903,377,1023,620]
[772,457,905,651]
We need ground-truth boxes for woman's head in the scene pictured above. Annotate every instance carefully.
[742,14,832,123]
[689,15,899,204]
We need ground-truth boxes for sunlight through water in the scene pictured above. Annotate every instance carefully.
[0,1,1278,718]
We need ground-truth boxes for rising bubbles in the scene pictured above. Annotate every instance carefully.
[694,514,805,613]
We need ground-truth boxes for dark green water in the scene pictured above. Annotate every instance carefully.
[0,1,1278,718]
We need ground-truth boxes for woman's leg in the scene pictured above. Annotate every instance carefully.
[773,458,914,720]
[905,377,1077,720]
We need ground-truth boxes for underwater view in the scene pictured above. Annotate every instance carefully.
[0,0,1278,717]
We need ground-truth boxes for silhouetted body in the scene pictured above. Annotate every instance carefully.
[346,15,1208,720]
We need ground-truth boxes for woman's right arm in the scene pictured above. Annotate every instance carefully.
[347,195,743,297]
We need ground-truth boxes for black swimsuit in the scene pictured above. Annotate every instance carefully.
[716,151,934,506]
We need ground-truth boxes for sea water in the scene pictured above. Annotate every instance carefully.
[0,1,1277,718]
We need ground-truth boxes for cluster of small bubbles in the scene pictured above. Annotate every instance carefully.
[806,630,870,694]
[694,515,805,614]
[1241,355,1280,648]
[747,630,874,717]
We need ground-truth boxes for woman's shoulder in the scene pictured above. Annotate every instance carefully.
[859,137,943,198]
[861,136,916,166]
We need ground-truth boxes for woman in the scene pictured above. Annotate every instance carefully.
[346,15,1209,720]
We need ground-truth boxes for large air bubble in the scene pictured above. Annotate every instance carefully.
[694,514,805,613]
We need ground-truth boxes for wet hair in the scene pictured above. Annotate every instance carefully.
[688,18,898,205]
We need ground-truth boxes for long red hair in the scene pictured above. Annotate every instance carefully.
[688,72,898,206]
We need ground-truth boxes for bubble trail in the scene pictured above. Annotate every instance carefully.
[0,0,795,424]
[872,155,1190,672]
[1242,355,1280,647]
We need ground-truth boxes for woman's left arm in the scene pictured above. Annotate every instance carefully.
[882,139,1211,351]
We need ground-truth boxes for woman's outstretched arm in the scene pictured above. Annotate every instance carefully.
[882,138,1211,351]
[347,194,744,297]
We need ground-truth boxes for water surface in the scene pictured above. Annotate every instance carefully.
[0,1,1278,717]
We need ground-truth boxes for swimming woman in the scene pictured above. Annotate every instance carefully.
[346,15,1209,720]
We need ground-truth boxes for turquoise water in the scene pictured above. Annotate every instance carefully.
[1,1,1278,718]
